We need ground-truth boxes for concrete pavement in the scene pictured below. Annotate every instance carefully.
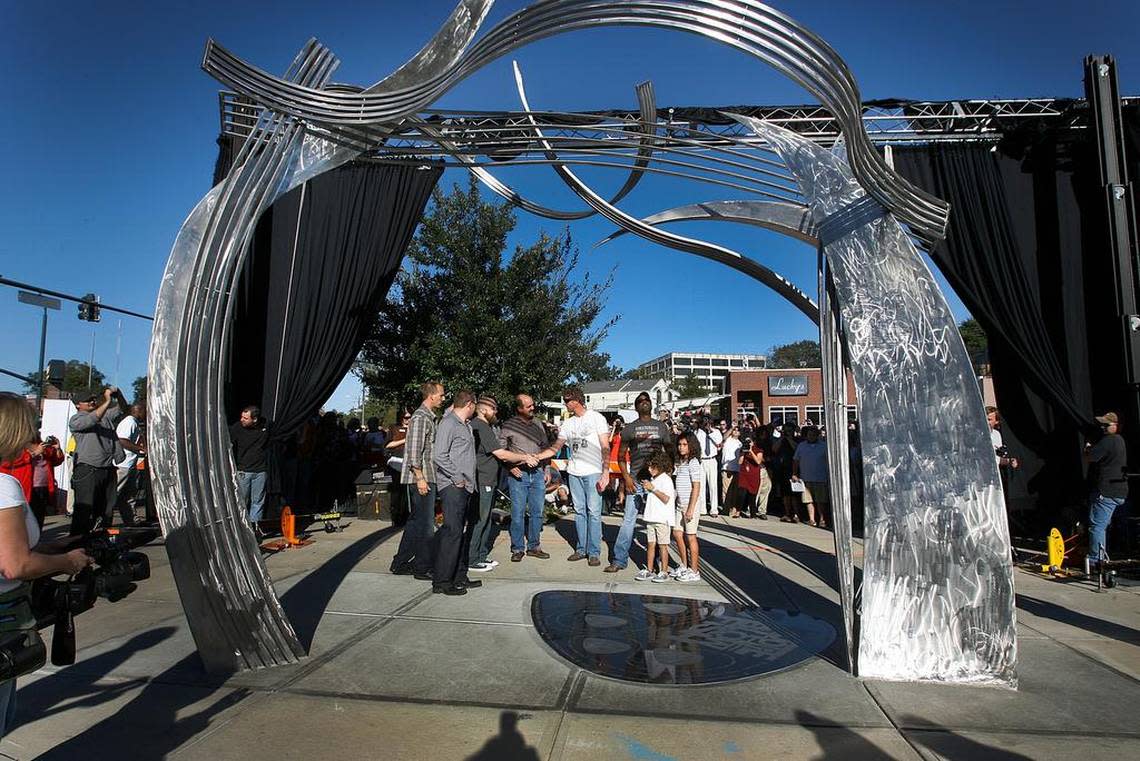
[2,510,1138,760]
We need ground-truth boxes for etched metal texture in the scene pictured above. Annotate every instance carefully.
[742,118,1017,686]
[153,0,992,677]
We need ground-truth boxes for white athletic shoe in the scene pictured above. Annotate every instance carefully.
[680,570,701,583]
[487,560,500,568]
[651,572,669,583]
[710,510,720,517]
[668,567,682,579]
[634,569,653,581]
[469,562,494,573]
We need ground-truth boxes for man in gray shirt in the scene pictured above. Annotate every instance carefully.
[431,390,478,595]
[68,387,124,535]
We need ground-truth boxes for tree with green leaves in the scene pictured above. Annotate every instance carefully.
[958,318,988,368]
[672,375,709,399]
[358,177,620,409]
[767,339,821,369]
[132,375,148,406]
[24,359,105,396]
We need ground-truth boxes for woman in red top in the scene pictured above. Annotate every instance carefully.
[736,438,762,518]
[0,437,64,527]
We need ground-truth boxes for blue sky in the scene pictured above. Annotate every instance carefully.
[2,0,1137,411]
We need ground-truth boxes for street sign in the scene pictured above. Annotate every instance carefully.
[18,290,61,310]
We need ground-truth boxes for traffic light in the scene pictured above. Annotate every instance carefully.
[77,293,100,322]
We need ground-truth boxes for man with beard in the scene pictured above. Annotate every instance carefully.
[499,394,553,562]
[606,392,673,573]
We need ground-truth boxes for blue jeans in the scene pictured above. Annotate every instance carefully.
[392,483,437,572]
[1089,494,1126,565]
[236,470,267,523]
[508,469,545,552]
[612,482,645,568]
[568,473,603,558]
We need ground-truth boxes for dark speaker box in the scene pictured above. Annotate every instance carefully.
[356,487,391,520]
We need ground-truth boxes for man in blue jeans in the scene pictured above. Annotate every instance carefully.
[538,386,611,567]
[606,392,672,573]
[228,405,268,534]
[1085,411,1129,567]
[499,394,554,562]
[391,381,445,576]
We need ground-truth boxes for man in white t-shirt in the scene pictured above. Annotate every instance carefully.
[538,386,610,564]
[113,403,147,527]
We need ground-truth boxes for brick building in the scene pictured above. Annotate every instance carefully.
[725,368,858,427]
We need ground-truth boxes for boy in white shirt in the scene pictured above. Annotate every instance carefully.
[635,450,675,583]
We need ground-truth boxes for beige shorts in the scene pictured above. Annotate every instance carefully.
[674,508,700,535]
[802,481,830,504]
[646,522,671,544]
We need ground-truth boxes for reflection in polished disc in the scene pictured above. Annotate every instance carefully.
[532,591,836,685]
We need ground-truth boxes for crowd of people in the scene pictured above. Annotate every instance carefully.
[376,381,867,596]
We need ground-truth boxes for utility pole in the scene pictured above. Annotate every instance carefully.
[16,290,60,419]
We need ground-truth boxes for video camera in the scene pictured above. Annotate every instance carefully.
[0,527,155,680]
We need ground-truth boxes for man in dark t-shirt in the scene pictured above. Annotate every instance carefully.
[606,392,673,572]
[229,405,269,529]
[1086,411,1129,566]
[468,396,536,572]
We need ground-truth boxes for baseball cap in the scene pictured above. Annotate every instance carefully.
[1096,412,1119,425]
[477,395,498,411]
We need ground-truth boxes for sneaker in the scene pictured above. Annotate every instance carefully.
[668,567,682,579]
[487,560,500,568]
[469,562,494,573]
[634,569,653,581]
[680,570,701,583]
[651,572,669,583]
[710,511,720,517]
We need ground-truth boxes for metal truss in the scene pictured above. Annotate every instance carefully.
[220,93,1132,147]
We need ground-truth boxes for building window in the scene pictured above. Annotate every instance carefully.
[730,359,744,367]
[712,358,728,366]
[804,405,824,426]
[769,406,799,426]
[847,405,859,422]
[693,358,711,366]
[675,356,692,365]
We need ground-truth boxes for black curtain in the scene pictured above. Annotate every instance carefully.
[222,155,442,507]
[894,110,1140,523]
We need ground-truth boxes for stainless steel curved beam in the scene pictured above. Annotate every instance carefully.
[412,79,659,220]
[594,199,819,246]
[510,63,818,323]
[745,117,1017,686]
[200,0,949,245]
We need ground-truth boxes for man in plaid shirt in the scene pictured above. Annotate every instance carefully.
[391,381,445,577]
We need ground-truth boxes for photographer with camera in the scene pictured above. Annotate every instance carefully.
[68,387,125,536]
[0,393,93,737]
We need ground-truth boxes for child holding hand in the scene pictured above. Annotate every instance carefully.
[635,450,676,583]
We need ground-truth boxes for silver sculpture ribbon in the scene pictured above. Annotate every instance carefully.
[151,0,1012,686]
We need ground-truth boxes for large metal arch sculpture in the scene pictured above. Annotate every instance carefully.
[150,0,1015,686]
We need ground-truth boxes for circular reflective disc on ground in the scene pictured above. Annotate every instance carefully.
[531,590,836,685]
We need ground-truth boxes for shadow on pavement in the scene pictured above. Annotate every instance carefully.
[898,715,1035,761]
[464,711,541,761]
[12,628,250,761]
[1016,593,1140,645]
[278,524,400,650]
